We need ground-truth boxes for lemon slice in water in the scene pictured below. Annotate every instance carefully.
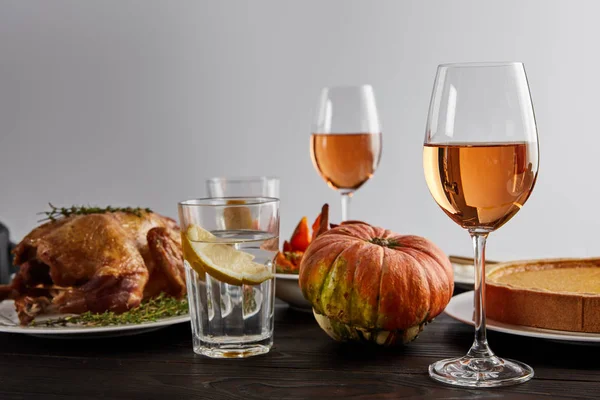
[182,224,273,286]
[181,226,209,278]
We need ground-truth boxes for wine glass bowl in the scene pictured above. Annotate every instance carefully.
[423,62,539,387]
[423,142,538,231]
[310,133,382,193]
[310,85,382,221]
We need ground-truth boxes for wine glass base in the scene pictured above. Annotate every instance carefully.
[429,355,534,388]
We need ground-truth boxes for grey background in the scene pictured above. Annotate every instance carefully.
[0,1,597,261]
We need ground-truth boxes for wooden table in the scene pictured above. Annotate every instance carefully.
[0,299,598,399]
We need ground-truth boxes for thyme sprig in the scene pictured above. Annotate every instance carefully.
[38,203,152,222]
[31,293,188,327]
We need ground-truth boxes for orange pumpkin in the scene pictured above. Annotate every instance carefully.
[299,222,454,345]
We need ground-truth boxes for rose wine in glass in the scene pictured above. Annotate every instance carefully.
[311,86,382,221]
[423,63,539,387]
[310,133,382,191]
[423,142,537,230]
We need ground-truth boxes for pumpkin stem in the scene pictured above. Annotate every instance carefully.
[314,204,330,238]
[369,237,400,248]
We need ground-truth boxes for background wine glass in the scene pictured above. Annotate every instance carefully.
[310,85,382,221]
[423,62,539,387]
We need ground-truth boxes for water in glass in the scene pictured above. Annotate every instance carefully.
[185,229,276,358]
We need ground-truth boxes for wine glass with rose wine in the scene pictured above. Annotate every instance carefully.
[310,85,382,221]
[423,62,539,387]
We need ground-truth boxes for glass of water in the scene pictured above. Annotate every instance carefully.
[206,176,280,198]
[178,197,279,358]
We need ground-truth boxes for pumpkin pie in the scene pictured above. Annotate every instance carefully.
[486,258,600,333]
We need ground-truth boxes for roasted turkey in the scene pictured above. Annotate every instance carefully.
[0,210,185,325]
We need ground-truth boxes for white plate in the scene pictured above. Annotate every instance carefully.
[275,273,312,312]
[452,262,476,289]
[451,261,502,290]
[446,291,600,344]
[0,300,190,338]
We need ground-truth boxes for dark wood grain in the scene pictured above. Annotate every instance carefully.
[0,301,598,399]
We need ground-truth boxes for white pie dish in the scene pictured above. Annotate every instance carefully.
[275,273,312,312]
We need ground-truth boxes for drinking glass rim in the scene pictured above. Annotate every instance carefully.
[206,176,280,184]
[321,84,373,90]
[438,61,523,68]
[178,197,280,208]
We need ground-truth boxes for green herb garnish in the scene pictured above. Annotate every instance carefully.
[31,293,188,327]
[38,203,152,222]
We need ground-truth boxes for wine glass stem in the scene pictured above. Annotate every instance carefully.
[341,192,351,221]
[467,231,494,359]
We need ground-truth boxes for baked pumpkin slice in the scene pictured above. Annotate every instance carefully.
[486,258,600,333]
[275,206,329,274]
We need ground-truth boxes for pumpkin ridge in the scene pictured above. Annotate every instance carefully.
[377,249,418,330]
[300,240,347,313]
[347,241,376,327]
[346,243,359,326]
[374,243,387,330]
[382,229,395,239]
[401,246,452,318]
[391,236,454,302]
[324,231,366,244]
[323,228,361,240]
[317,246,349,315]
[339,224,373,241]
[396,247,432,323]
[320,242,364,323]
[392,236,449,268]
[362,224,378,239]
